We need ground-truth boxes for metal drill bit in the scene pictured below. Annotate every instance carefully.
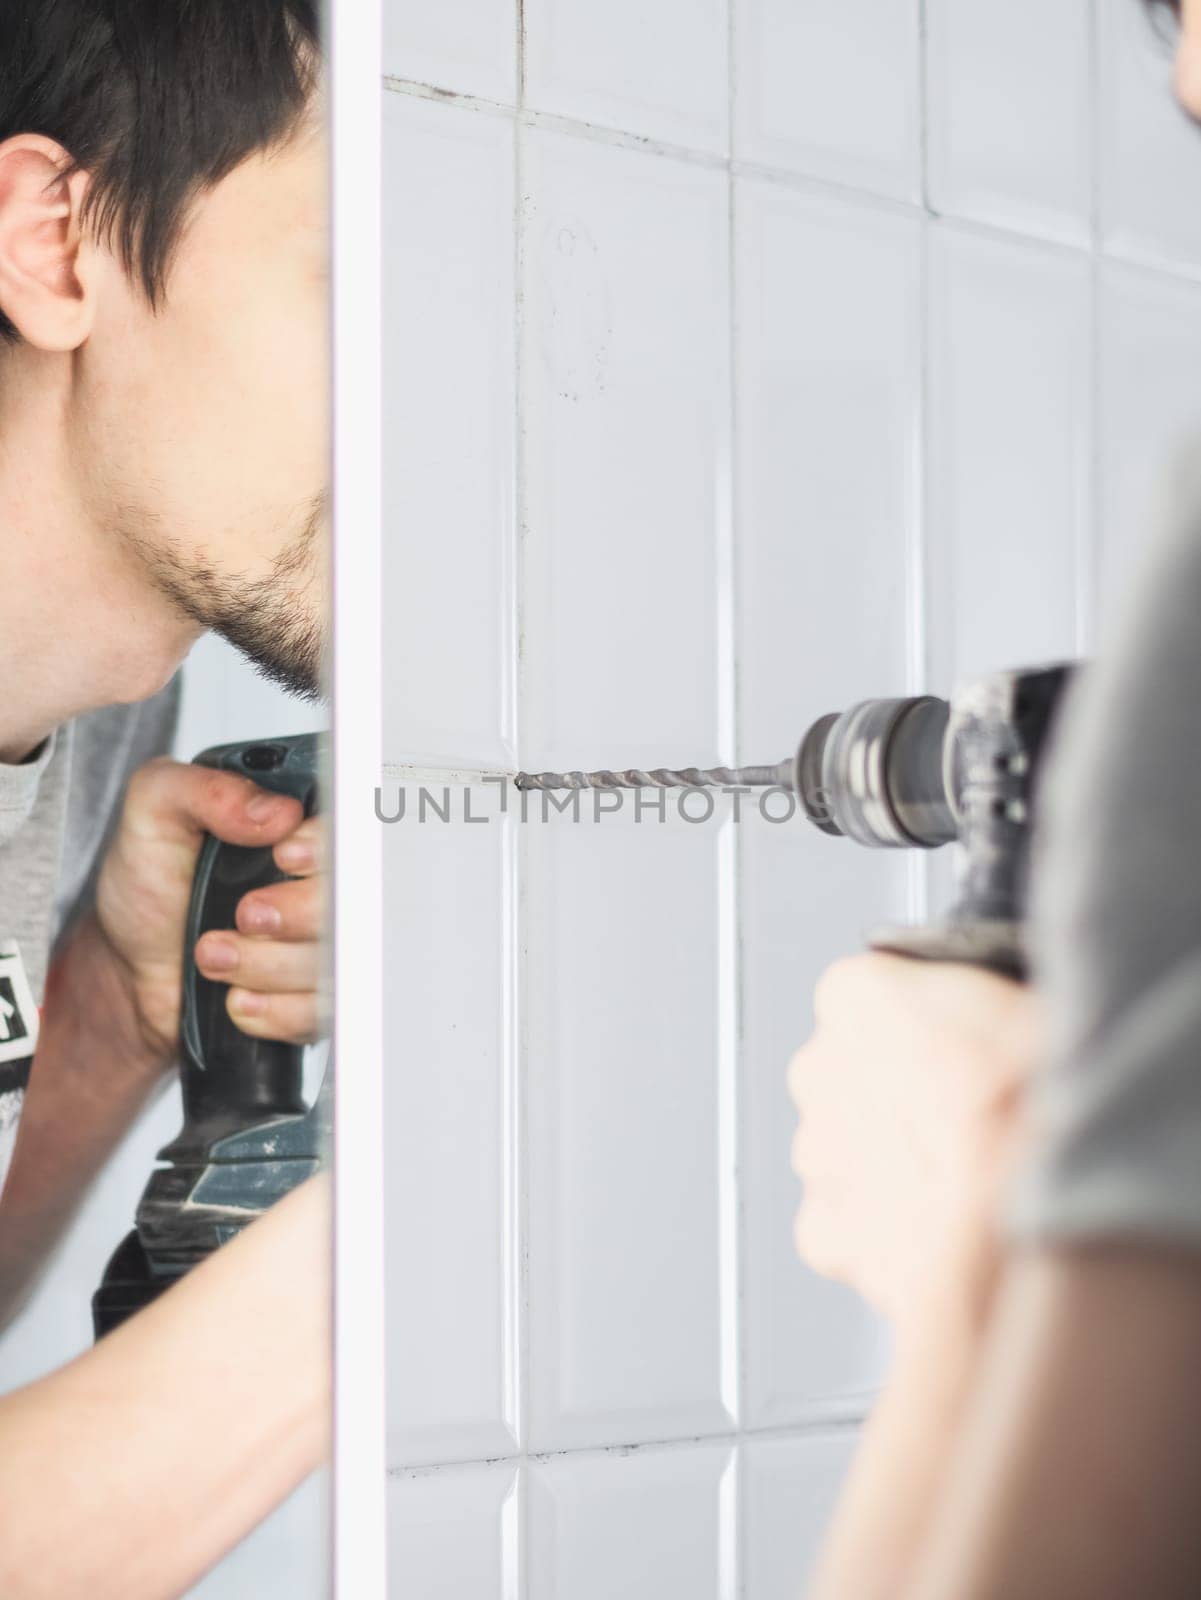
[514,761,792,791]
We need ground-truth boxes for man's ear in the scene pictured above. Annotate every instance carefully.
[0,135,96,351]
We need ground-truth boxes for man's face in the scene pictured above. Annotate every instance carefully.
[80,113,330,700]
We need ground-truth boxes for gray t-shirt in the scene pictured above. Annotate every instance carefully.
[1010,444,1201,1245]
[0,681,180,1189]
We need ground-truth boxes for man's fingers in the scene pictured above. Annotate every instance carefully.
[786,1042,818,1105]
[272,816,325,878]
[793,1191,847,1284]
[235,877,324,942]
[123,757,304,850]
[195,931,320,994]
[226,986,323,1046]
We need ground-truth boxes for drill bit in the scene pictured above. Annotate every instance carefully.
[514,761,792,791]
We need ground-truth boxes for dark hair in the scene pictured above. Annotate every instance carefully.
[0,1,321,343]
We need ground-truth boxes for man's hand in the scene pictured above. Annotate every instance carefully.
[787,953,1042,1337]
[95,757,327,1064]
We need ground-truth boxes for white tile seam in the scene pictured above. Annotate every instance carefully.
[721,0,747,1478]
[502,85,522,789]
[1101,238,1201,287]
[513,0,534,1508]
[383,75,515,121]
[381,79,1201,289]
[717,821,741,1429]
[916,0,931,215]
[1081,0,1104,656]
[910,0,933,928]
[387,1398,872,1478]
[908,236,931,927]
[384,72,918,223]
[719,1445,740,1600]
[386,1411,865,1479]
[380,764,513,783]
[501,1466,523,1600]
[502,816,523,1453]
[516,0,527,109]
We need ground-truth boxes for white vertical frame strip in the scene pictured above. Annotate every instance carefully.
[330,0,386,1594]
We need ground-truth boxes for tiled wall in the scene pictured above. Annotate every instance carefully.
[381,4,1201,1594]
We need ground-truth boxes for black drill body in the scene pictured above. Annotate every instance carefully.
[93,733,329,1338]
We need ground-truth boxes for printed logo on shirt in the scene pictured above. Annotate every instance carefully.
[0,941,38,1087]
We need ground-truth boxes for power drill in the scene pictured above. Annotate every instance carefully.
[93,733,329,1338]
[517,662,1075,979]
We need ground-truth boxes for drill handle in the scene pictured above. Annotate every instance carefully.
[175,736,322,1151]
[870,920,1026,981]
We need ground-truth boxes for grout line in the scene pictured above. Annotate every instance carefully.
[503,35,524,797]
[1082,0,1103,655]
[717,820,742,1430]
[910,223,932,926]
[514,810,533,1488]
[383,75,516,121]
[911,0,934,925]
[730,155,917,220]
[516,0,526,108]
[501,1468,523,1600]
[526,104,729,171]
[1088,0,1103,250]
[387,1407,869,1479]
[722,21,751,1548]
[513,18,530,785]
[931,207,1102,266]
[917,0,931,213]
[379,763,511,783]
[1100,241,1201,289]
[1085,283,1103,653]
[380,73,1201,294]
[726,0,737,166]
[720,1446,740,1600]
[513,0,533,1516]
[501,814,523,1455]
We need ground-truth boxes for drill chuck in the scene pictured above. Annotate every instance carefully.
[793,695,957,849]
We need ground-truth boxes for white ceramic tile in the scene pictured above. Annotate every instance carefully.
[741,811,898,1426]
[744,1432,857,1599]
[735,183,914,1421]
[1098,264,1201,625]
[735,181,920,762]
[387,1464,519,1599]
[524,0,728,153]
[734,0,920,201]
[927,226,1089,694]
[529,1443,732,1600]
[383,0,518,105]
[1099,0,1201,273]
[521,128,729,774]
[525,802,733,1450]
[382,93,516,770]
[383,786,517,1465]
[926,0,1091,244]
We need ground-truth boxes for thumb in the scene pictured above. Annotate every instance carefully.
[120,757,305,853]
